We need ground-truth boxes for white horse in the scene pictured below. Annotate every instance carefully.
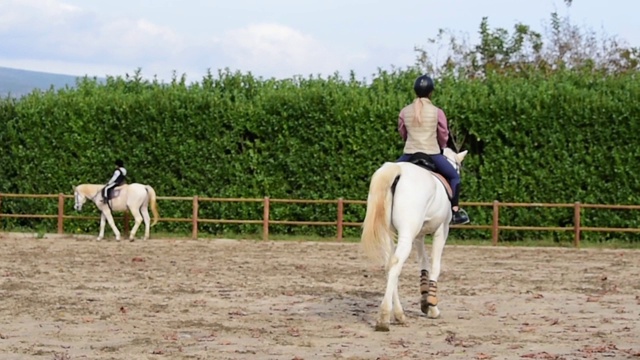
[360,147,468,331]
[73,183,159,241]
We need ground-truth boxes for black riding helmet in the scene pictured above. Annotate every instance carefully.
[115,159,124,167]
[414,75,435,98]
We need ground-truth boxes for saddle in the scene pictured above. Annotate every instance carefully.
[405,153,453,200]
[104,183,127,201]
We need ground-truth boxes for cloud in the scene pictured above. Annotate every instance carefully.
[0,0,184,70]
[0,0,84,33]
[0,0,376,80]
[211,23,369,78]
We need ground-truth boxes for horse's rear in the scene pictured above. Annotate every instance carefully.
[391,163,451,234]
[122,183,159,241]
[360,161,454,331]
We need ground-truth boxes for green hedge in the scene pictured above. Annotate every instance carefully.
[1,68,639,242]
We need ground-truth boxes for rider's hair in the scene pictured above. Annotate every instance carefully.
[412,98,426,125]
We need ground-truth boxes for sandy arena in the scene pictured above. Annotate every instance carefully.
[0,234,639,360]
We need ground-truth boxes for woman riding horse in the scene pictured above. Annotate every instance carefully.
[396,75,470,225]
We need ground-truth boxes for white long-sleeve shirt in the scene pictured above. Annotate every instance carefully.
[107,167,127,185]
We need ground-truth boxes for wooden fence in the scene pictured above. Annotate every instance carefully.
[0,193,639,247]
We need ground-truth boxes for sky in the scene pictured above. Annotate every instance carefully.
[0,0,638,82]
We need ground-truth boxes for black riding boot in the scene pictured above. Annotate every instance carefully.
[451,183,470,225]
[452,209,470,225]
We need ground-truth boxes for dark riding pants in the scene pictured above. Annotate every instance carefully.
[397,153,462,207]
[102,183,116,200]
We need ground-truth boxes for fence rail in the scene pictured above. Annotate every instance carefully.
[0,193,639,247]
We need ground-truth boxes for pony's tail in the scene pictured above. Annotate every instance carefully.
[361,162,402,267]
[145,185,160,226]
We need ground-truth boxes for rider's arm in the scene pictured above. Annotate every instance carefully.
[436,108,449,149]
[398,110,407,141]
[106,169,121,185]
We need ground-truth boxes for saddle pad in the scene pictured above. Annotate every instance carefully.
[431,172,453,199]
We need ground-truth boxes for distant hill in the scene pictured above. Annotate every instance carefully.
[0,66,89,98]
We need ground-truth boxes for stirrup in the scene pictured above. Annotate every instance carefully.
[452,209,470,225]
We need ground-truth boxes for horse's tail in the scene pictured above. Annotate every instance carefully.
[145,185,159,226]
[361,162,402,267]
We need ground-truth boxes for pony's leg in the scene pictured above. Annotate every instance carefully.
[128,207,144,242]
[97,213,106,241]
[391,279,406,326]
[389,237,406,325]
[142,206,151,240]
[414,235,432,315]
[104,211,121,241]
[376,234,412,332]
[425,224,449,319]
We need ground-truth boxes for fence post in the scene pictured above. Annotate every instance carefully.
[336,198,344,242]
[492,200,500,246]
[574,201,581,248]
[192,196,199,240]
[57,193,65,234]
[263,197,270,241]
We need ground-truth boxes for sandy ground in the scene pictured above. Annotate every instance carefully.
[0,234,639,360]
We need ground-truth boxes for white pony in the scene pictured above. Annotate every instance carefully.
[73,183,159,241]
[360,147,468,331]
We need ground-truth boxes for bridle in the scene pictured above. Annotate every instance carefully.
[74,188,99,209]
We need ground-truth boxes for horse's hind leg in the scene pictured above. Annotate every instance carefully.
[391,279,406,326]
[424,224,449,319]
[376,234,412,332]
[141,206,151,240]
[390,237,406,326]
[414,235,432,315]
[128,206,144,242]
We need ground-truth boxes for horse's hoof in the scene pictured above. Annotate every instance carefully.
[421,295,438,315]
[394,312,407,324]
[427,307,441,319]
[96,237,102,242]
[129,238,135,242]
[375,321,390,332]
[115,237,121,242]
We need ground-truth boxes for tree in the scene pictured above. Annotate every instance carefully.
[414,2,638,77]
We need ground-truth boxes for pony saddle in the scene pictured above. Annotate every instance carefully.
[108,189,122,200]
[405,153,453,200]
[105,184,127,201]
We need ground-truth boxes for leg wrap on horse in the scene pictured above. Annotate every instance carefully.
[420,270,438,312]
[426,280,438,306]
[421,272,438,305]
[420,270,430,295]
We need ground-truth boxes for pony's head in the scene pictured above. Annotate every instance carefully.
[73,185,90,211]
[442,147,468,175]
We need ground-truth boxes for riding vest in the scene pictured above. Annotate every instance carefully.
[108,167,127,186]
[400,98,441,155]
